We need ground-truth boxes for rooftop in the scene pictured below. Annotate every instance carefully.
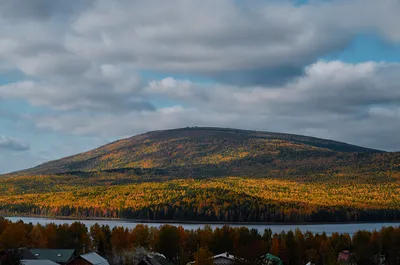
[213,252,235,260]
[80,252,109,265]
[187,252,236,264]
[29,249,76,263]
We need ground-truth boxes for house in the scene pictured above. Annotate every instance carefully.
[67,252,110,265]
[338,250,357,265]
[16,248,38,260]
[338,250,350,262]
[187,252,236,265]
[1,248,63,265]
[118,250,173,265]
[144,253,175,265]
[137,253,175,265]
[210,252,236,265]
[264,253,283,265]
[30,249,77,265]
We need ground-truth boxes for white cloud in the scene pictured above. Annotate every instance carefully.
[2,0,398,86]
[63,0,400,84]
[1,0,400,170]
[0,64,150,112]
[30,60,400,151]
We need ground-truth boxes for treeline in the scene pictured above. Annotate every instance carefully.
[1,217,400,265]
[1,176,399,223]
[3,204,400,223]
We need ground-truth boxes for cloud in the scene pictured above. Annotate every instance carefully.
[1,0,399,86]
[1,0,400,167]
[30,60,400,151]
[144,61,400,115]
[64,0,400,85]
[0,0,93,21]
[0,64,153,112]
[0,136,29,151]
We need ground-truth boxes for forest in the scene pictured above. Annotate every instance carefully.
[1,127,400,222]
[1,217,400,265]
[0,176,399,222]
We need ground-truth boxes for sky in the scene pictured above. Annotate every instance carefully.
[1,0,400,173]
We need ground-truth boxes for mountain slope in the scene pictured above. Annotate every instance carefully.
[1,127,400,222]
[10,127,383,176]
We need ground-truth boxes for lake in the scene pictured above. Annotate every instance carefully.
[5,217,400,235]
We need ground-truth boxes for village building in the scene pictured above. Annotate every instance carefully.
[187,252,236,265]
[30,249,77,265]
[264,253,283,265]
[338,250,357,265]
[67,252,110,265]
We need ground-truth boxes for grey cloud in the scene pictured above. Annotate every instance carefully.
[0,64,154,112]
[33,61,400,151]
[2,0,400,157]
[1,0,400,90]
[64,0,400,85]
[0,0,93,21]
[209,66,306,86]
[0,0,58,20]
[16,52,91,77]
[1,0,400,87]
[0,136,30,151]
[145,61,400,116]
[32,104,400,152]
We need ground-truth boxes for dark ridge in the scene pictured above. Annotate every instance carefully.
[2,127,384,177]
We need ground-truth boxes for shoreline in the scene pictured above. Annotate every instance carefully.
[3,214,400,226]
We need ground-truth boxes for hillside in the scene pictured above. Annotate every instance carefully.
[9,127,383,176]
[1,127,400,223]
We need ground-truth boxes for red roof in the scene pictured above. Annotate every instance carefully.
[338,250,350,261]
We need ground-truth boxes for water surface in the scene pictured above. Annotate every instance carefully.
[6,217,400,235]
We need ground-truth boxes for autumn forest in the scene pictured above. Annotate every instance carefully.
[1,218,400,265]
[1,128,399,222]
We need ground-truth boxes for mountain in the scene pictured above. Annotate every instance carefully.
[1,127,400,223]
[9,127,383,176]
